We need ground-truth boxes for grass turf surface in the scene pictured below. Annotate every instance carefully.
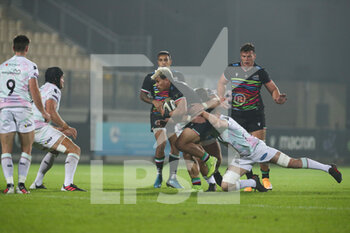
[0,163,349,233]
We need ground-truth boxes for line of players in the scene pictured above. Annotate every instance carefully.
[0,35,85,194]
[140,51,342,192]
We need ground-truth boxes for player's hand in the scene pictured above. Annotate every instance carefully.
[219,97,230,109]
[275,93,287,104]
[152,100,163,113]
[63,127,77,140]
[42,111,51,123]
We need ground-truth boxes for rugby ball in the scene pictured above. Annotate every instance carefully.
[163,98,176,112]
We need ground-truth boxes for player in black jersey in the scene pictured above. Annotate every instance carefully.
[217,43,287,191]
[140,51,184,189]
[151,67,222,191]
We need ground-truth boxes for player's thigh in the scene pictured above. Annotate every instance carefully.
[250,129,266,141]
[34,125,64,151]
[176,128,200,146]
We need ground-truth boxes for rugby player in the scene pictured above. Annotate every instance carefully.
[140,51,184,188]
[29,67,85,192]
[151,67,221,191]
[217,43,287,191]
[200,111,342,192]
[0,35,50,194]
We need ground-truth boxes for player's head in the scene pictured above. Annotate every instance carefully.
[45,67,64,89]
[13,35,30,53]
[194,88,212,102]
[157,50,172,68]
[240,43,256,67]
[151,67,174,91]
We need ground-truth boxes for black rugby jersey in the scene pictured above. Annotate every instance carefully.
[224,62,271,112]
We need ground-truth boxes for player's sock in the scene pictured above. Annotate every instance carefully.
[240,179,256,189]
[34,152,56,185]
[261,169,270,179]
[155,157,165,175]
[245,170,253,179]
[169,153,179,179]
[64,153,79,186]
[200,152,209,162]
[205,175,216,184]
[214,171,222,186]
[18,152,32,184]
[1,153,14,184]
[191,177,201,186]
[301,158,331,172]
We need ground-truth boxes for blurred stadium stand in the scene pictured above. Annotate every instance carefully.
[0,0,349,163]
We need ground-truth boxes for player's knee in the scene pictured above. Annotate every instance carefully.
[221,182,229,192]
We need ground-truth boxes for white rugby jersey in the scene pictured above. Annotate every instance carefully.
[0,55,39,109]
[33,82,61,129]
[219,115,260,157]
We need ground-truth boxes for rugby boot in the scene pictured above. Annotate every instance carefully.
[61,184,87,192]
[328,164,342,183]
[262,178,273,190]
[205,156,217,178]
[4,183,15,194]
[166,178,184,189]
[252,175,268,192]
[153,174,163,188]
[30,182,47,190]
[16,183,30,194]
[205,183,217,192]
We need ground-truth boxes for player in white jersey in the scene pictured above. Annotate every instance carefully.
[199,111,342,192]
[29,67,86,192]
[0,35,50,194]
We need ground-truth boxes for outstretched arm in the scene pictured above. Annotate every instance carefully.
[201,111,228,132]
[264,80,287,104]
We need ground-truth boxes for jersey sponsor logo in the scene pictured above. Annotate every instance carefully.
[260,153,268,161]
[233,93,246,106]
[252,75,259,80]
[45,137,53,145]
[24,123,33,128]
[2,69,21,75]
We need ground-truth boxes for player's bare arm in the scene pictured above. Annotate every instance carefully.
[217,73,229,100]
[264,80,287,104]
[29,78,50,123]
[46,99,77,139]
[201,111,228,133]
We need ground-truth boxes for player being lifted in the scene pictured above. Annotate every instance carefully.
[199,110,342,192]
[30,67,86,191]
[0,35,50,194]
[140,51,184,189]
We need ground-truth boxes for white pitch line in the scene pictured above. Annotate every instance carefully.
[241,204,350,211]
[24,195,350,210]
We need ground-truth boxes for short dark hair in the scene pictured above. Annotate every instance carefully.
[13,35,30,52]
[240,43,255,53]
[157,50,171,59]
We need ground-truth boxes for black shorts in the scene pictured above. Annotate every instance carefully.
[185,121,218,141]
[230,110,266,133]
[150,113,175,134]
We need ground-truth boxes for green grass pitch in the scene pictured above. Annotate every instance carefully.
[0,163,349,233]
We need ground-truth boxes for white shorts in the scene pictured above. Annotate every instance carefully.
[0,107,35,133]
[229,141,278,171]
[34,125,64,150]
